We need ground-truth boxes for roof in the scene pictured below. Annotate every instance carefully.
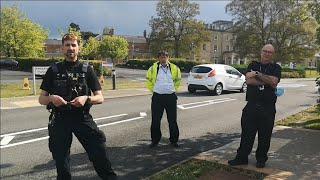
[119,35,147,44]
[45,39,62,45]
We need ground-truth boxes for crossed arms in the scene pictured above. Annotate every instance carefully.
[245,71,279,89]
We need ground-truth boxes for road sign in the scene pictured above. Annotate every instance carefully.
[102,62,113,68]
[32,66,49,95]
[34,66,49,75]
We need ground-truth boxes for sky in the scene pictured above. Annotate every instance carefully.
[1,0,232,39]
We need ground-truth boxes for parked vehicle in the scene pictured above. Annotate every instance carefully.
[0,59,19,70]
[187,64,247,95]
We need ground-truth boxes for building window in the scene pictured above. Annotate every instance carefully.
[214,45,218,52]
[214,35,217,40]
[226,36,229,41]
[226,45,229,51]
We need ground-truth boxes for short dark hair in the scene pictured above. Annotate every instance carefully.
[157,50,169,57]
[62,33,80,45]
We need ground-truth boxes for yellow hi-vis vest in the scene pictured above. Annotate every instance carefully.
[146,61,181,92]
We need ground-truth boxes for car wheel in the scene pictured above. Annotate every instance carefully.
[240,82,247,93]
[188,86,196,93]
[214,83,223,95]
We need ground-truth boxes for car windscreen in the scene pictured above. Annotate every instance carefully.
[191,66,212,73]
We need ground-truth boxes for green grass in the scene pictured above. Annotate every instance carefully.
[276,104,320,130]
[0,83,40,98]
[0,79,146,98]
[150,159,265,180]
[305,70,320,78]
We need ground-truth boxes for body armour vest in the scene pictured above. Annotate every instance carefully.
[50,61,91,111]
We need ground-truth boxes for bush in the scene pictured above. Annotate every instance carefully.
[2,57,103,75]
[121,59,201,72]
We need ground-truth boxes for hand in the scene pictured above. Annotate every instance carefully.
[70,96,88,107]
[49,95,67,107]
[246,71,257,79]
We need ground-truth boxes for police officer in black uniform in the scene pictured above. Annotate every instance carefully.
[228,44,281,168]
[39,34,117,180]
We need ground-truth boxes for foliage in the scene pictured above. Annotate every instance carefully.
[149,0,211,58]
[226,0,318,63]
[0,6,49,59]
[81,37,100,60]
[98,36,129,63]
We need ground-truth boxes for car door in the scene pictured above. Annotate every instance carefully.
[229,67,244,89]
[224,66,235,90]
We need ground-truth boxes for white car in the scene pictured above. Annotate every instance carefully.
[187,64,247,95]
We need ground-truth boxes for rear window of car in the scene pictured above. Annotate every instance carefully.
[191,66,212,73]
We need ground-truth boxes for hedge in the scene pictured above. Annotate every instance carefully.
[120,59,307,78]
[2,57,104,76]
[120,59,201,72]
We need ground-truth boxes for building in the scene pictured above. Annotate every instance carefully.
[96,27,151,61]
[200,20,245,65]
[44,39,63,58]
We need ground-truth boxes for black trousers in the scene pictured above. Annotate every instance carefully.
[151,92,179,144]
[48,111,117,180]
[236,102,276,163]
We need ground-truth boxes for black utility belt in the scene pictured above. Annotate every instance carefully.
[153,92,176,96]
[248,101,275,107]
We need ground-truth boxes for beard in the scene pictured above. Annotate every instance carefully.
[65,51,77,59]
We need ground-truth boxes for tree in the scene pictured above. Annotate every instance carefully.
[81,31,99,42]
[98,36,128,64]
[69,22,80,32]
[308,0,320,45]
[0,6,48,58]
[149,0,210,58]
[226,0,318,63]
[81,37,100,60]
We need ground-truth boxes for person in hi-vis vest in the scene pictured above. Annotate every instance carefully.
[146,50,181,148]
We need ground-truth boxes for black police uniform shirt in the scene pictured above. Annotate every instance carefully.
[245,61,281,104]
[40,60,101,97]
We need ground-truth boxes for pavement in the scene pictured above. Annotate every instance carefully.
[1,87,319,180]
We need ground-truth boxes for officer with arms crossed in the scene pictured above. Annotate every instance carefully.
[228,44,281,168]
[39,34,117,180]
[146,50,182,148]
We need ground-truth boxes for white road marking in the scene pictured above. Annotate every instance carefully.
[140,112,147,117]
[178,98,236,110]
[98,117,144,128]
[0,114,128,138]
[0,136,15,146]
[0,116,145,149]
[1,136,49,149]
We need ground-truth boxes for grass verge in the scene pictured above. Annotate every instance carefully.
[0,79,146,98]
[149,159,266,180]
[276,104,320,130]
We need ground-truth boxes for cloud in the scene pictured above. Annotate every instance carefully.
[1,1,231,39]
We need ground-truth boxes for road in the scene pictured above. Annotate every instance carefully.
[0,79,318,179]
[0,68,189,84]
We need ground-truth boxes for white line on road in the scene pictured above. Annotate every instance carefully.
[0,114,128,138]
[0,136,15,146]
[98,117,144,128]
[177,98,236,110]
[0,116,145,149]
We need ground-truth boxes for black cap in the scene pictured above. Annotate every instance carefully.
[157,50,169,57]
